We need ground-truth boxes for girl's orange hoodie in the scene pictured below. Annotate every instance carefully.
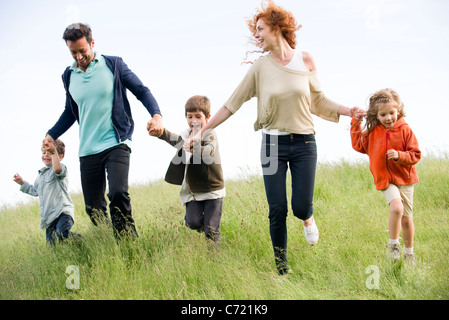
[351,117,421,190]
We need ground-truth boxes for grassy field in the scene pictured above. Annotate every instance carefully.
[0,157,448,300]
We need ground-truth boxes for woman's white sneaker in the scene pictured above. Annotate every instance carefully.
[303,217,319,245]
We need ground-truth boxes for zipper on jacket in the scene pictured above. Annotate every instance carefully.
[110,56,121,143]
[385,132,393,181]
[63,71,78,121]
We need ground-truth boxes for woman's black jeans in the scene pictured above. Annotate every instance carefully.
[261,133,317,274]
[80,144,137,237]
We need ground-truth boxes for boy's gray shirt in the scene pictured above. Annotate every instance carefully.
[20,164,75,229]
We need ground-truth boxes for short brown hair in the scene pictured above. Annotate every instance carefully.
[54,139,66,156]
[63,23,92,44]
[185,95,210,117]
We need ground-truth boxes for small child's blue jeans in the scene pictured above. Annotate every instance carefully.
[46,213,75,245]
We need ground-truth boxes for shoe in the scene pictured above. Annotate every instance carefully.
[388,243,401,262]
[303,217,319,245]
[404,253,416,265]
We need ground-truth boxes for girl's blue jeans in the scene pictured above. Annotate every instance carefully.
[261,133,317,274]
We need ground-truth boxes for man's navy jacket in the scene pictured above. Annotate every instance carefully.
[47,55,161,145]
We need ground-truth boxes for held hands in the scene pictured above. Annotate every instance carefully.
[147,114,163,137]
[387,149,399,161]
[350,107,366,120]
[183,129,202,153]
[42,134,55,154]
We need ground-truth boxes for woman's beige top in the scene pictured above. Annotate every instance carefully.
[224,54,341,135]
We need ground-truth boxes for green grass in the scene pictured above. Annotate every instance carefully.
[1,157,448,300]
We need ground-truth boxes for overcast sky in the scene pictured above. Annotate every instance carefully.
[1,0,448,207]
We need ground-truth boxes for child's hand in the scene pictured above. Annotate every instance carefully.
[13,173,24,186]
[387,149,399,160]
[42,135,55,153]
[351,107,366,120]
[184,131,202,153]
[147,115,163,137]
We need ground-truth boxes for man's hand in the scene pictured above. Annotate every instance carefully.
[147,114,163,137]
[43,134,55,152]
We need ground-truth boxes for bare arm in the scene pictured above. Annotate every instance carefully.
[338,106,356,117]
[201,106,233,134]
[303,51,363,119]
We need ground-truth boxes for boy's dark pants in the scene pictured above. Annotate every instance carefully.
[79,144,137,237]
[185,198,223,242]
[46,213,76,245]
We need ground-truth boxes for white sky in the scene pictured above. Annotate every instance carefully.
[1,0,448,207]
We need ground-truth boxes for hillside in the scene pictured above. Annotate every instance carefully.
[1,158,448,300]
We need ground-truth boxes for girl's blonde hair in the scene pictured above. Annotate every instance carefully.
[363,88,405,135]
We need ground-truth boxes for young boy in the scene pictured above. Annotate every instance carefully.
[13,139,78,245]
[155,95,225,243]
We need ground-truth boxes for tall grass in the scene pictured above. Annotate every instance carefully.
[1,157,448,300]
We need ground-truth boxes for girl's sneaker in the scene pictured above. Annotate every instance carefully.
[303,217,319,245]
[388,243,401,262]
[404,253,416,265]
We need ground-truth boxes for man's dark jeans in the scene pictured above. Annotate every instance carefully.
[80,144,137,237]
[261,133,317,274]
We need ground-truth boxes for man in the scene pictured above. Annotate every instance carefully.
[43,23,163,237]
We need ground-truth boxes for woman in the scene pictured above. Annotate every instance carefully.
[187,1,358,275]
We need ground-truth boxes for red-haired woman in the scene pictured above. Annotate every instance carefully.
[188,1,359,275]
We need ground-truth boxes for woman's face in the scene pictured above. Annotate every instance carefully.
[255,18,277,51]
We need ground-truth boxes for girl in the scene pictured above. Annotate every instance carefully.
[351,88,421,263]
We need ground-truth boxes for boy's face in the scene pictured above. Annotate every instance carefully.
[41,149,64,167]
[41,149,53,167]
[186,110,211,131]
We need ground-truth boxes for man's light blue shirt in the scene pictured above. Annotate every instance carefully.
[69,53,130,157]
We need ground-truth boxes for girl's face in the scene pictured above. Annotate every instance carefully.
[186,110,210,132]
[377,101,399,129]
[255,18,278,51]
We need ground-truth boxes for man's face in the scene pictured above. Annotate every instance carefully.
[66,37,95,71]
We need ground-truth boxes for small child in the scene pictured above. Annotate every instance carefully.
[155,95,225,243]
[13,139,78,245]
[351,89,421,263]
